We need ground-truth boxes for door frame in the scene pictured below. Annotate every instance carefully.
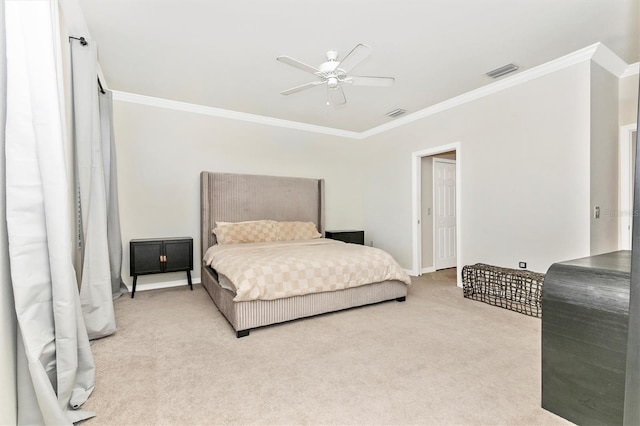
[433,158,457,271]
[620,123,638,250]
[411,142,462,287]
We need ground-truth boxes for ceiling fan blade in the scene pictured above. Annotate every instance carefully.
[336,43,372,73]
[276,56,319,74]
[348,76,395,87]
[327,85,346,106]
[280,81,322,95]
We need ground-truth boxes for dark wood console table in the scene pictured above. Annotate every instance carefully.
[542,250,631,425]
[129,237,193,298]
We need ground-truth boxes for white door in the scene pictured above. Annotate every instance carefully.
[434,159,456,269]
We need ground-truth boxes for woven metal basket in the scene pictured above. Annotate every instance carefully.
[462,263,544,318]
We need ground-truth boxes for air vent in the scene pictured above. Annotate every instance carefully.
[486,63,519,79]
[386,108,406,118]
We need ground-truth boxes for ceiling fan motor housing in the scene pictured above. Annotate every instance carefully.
[319,59,339,73]
[276,43,393,105]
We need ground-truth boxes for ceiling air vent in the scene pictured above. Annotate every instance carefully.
[486,63,519,79]
[386,108,406,118]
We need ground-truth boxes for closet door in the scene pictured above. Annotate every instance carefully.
[434,159,456,270]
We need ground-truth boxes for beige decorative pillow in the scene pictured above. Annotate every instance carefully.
[276,221,321,241]
[213,220,277,244]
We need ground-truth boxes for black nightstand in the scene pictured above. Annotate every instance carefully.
[325,230,365,245]
[129,237,193,298]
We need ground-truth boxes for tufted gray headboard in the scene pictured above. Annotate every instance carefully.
[200,172,325,261]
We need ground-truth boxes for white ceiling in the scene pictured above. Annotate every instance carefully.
[77,0,639,133]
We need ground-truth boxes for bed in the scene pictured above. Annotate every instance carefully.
[200,171,410,337]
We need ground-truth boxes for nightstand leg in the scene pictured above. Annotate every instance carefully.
[187,270,193,290]
[131,276,137,298]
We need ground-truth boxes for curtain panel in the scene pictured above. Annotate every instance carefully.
[99,91,126,299]
[70,40,119,338]
[4,1,96,423]
[0,0,18,423]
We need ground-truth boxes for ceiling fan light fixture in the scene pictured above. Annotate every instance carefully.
[276,44,394,105]
[386,108,406,118]
[486,63,519,79]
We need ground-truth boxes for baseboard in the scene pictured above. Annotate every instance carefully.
[421,267,436,274]
[124,277,202,293]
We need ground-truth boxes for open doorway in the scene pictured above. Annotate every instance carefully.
[411,143,462,287]
[421,154,457,272]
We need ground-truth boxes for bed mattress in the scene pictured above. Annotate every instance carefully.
[203,238,411,302]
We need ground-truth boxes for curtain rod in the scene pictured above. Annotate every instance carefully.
[97,78,105,94]
[69,36,87,46]
[69,36,106,94]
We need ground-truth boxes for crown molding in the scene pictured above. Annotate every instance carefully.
[361,43,607,138]
[111,91,360,139]
[622,62,640,78]
[592,43,632,77]
[113,43,632,140]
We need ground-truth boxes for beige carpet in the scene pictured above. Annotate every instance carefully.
[82,269,571,425]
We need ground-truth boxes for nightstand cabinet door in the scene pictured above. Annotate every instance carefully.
[164,239,193,272]
[131,241,163,275]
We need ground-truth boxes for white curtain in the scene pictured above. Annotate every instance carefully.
[70,40,119,339]
[0,0,18,424]
[4,1,96,424]
[100,90,126,299]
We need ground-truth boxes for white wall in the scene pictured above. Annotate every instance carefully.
[363,62,592,274]
[114,59,627,282]
[620,74,639,126]
[113,101,364,287]
[590,62,620,254]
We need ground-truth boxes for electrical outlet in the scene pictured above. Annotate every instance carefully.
[519,262,527,269]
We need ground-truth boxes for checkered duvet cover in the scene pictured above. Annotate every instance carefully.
[203,238,411,302]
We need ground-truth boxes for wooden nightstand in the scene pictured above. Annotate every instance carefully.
[325,230,365,245]
[129,237,193,298]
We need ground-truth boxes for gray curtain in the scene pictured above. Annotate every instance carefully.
[70,39,122,339]
[624,76,640,425]
[4,1,96,423]
[100,90,127,299]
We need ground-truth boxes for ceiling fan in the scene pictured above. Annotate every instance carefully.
[276,43,394,106]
